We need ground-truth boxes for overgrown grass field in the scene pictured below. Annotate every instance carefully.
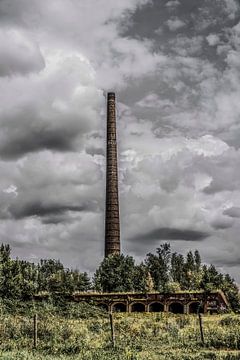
[0,301,240,359]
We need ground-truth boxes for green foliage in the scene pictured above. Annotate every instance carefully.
[0,242,239,312]
[0,244,91,300]
[93,255,155,293]
[201,266,240,312]
[219,315,240,326]
[93,254,137,292]
[92,243,239,311]
[145,243,171,291]
[220,274,240,312]
[170,252,185,285]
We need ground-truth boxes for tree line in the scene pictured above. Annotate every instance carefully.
[0,243,239,311]
[0,244,90,299]
[94,244,240,311]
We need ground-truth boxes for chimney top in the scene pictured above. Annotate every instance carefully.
[107,92,115,99]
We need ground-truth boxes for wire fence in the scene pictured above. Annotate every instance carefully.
[0,310,239,354]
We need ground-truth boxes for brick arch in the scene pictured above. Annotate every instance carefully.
[168,302,184,314]
[130,302,146,312]
[188,301,203,314]
[148,302,164,312]
[111,302,127,312]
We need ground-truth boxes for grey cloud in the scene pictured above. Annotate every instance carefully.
[203,183,224,195]
[9,201,95,220]
[0,88,101,159]
[211,217,234,230]
[129,227,210,242]
[0,29,45,77]
[199,150,240,194]
[211,256,240,268]
[124,0,240,45]
[223,207,240,218]
[85,146,104,156]
[0,125,76,159]
[41,214,77,225]
[166,18,186,32]
[122,0,240,140]
[165,1,180,8]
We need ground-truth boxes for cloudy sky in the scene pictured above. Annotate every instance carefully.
[1,0,240,281]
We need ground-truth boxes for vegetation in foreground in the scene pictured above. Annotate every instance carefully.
[0,301,240,359]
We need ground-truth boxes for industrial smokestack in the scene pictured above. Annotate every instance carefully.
[105,92,120,257]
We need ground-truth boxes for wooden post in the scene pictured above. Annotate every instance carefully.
[198,313,205,346]
[109,312,116,347]
[33,314,38,348]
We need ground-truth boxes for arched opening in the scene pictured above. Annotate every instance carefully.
[169,302,184,314]
[131,302,145,312]
[97,303,108,312]
[189,302,203,314]
[112,302,127,312]
[149,302,164,312]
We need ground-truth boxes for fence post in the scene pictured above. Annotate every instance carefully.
[109,312,116,347]
[33,314,38,349]
[198,313,205,346]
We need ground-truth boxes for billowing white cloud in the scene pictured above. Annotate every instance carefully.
[206,34,221,46]
[165,1,180,8]
[166,18,186,31]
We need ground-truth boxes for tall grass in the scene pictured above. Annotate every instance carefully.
[0,301,239,359]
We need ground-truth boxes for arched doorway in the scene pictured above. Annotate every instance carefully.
[149,302,164,312]
[112,302,127,312]
[169,302,184,314]
[189,302,203,314]
[131,302,145,312]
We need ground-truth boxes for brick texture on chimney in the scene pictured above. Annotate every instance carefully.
[105,92,120,257]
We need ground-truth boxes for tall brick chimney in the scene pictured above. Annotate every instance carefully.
[105,92,120,257]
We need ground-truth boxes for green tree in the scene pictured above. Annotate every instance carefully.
[201,264,223,291]
[145,243,171,291]
[170,252,185,285]
[221,274,240,312]
[182,251,202,290]
[133,264,149,292]
[93,254,136,292]
[194,250,201,271]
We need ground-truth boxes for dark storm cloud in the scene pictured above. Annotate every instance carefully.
[211,218,234,230]
[0,102,95,159]
[42,214,76,225]
[203,183,223,195]
[9,201,95,220]
[0,127,75,159]
[223,207,240,218]
[130,227,210,242]
[121,0,240,146]
[124,0,239,45]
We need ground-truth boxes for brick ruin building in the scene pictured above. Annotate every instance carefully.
[72,290,229,314]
